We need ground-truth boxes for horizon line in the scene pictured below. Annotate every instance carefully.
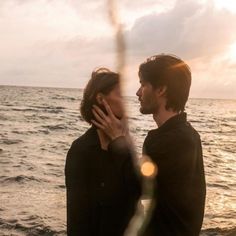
[0,84,235,101]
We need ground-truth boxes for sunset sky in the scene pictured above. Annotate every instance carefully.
[0,0,236,99]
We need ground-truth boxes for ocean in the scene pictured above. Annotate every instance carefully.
[0,85,235,236]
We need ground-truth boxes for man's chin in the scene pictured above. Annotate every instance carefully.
[140,107,151,114]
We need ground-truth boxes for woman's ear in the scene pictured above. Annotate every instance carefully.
[96,93,104,105]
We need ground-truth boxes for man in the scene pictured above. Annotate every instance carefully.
[136,54,206,236]
[92,54,206,236]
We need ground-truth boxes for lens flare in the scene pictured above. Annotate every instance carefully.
[141,161,157,177]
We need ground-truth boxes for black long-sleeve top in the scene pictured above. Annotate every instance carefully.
[142,113,206,236]
[65,126,140,236]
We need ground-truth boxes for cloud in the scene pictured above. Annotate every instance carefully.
[189,56,236,98]
[0,0,235,98]
[0,34,117,88]
[0,0,117,88]
[127,0,236,60]
[119,0,236,99]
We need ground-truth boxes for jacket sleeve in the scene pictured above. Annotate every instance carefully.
[65,142,90,236]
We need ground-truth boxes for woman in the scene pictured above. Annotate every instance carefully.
[65,68,140,236]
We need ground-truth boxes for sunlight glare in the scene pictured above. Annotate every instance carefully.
[214,0,236,12]
[229,42,236,61]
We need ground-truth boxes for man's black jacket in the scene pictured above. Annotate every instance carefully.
[142,113,206,236]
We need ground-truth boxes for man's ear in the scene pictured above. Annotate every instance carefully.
[96,93,104,105]
[156,86,167,97]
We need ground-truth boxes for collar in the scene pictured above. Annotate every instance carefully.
[83,125,101,147]
[149,112,187,136]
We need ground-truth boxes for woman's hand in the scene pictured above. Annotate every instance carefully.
[91,99,127,141]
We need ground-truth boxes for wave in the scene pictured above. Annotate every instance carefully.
[57,184,65,189]
[207,183,230,190]
[201,226,236,236]
[3,105,66,113]
[0,175,48,184]
[37,129,50,134]
[0,217,66,236]
[10,108,37,112]
[188,119,206,123]
[0,217,235,236]
[41,124,67,131]
[2,104,14,107]
[12,130,38,135]
[1,139,23,145]
[29,105,66,110]
[51,95,77,101]
[0,115,9,121]
[46,106,65,110]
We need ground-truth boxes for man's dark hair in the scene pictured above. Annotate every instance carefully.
[139,54,191,112]
[80,68,119,124]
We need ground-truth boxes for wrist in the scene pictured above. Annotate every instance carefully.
[110,133,124,141]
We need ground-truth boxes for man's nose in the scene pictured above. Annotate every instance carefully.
[136,88,141,97]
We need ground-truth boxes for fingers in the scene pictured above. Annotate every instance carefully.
[93,101,116,121]
[92,107,105,124]
[101,99,115,118]
[91,102,117,134]
[91,119,104,130]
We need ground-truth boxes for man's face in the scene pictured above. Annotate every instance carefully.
[136,78,159,114]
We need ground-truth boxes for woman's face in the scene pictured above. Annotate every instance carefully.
[104,84,124,119]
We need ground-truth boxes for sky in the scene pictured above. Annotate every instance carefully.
[0,0,236,99]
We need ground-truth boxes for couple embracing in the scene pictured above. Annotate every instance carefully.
[65,54,206,236]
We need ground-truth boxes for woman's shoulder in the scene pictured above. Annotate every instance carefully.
[68,126,98,154]
[65,127,97,172]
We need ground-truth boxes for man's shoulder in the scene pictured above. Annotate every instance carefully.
[144,129,173,154]
[178,121,201,142]
[144,121,200,149]
[168,121,201,145]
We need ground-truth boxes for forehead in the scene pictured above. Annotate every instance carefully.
[138,72,147,82]
[138,73,144,81]
[139,76,149,85]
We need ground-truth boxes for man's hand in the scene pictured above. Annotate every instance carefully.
[91,99,127,141]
